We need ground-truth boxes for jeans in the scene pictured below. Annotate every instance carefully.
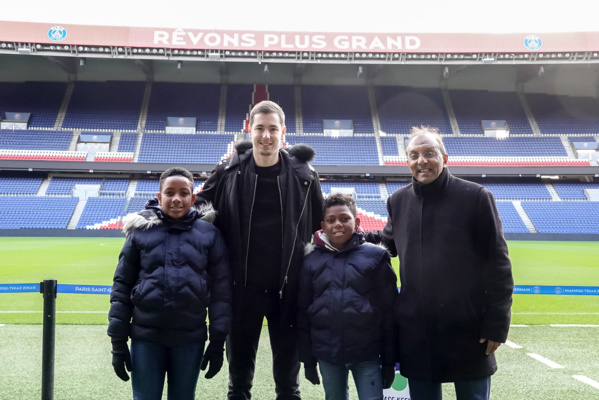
[227,288,301,400]
[318,358,383,400]
[408,376,491,400]
[130,339,205,400]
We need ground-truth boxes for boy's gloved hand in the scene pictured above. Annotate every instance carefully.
[304,365,321,385]
[381,364,396,389]
[200,340,225,379]
[111,341,132,382]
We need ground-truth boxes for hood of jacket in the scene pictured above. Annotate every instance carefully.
[121,198,217,236]
[305,230,390,256]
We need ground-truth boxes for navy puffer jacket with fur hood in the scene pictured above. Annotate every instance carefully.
[107,199,231,347]
[297,231,398,366]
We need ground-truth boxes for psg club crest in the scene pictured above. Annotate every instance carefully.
[48,26,67,42]
[524,35,542,51]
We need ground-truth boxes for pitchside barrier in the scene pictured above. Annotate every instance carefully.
[3,281,598,400]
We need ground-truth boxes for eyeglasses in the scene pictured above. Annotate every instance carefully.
[408,151,439,161]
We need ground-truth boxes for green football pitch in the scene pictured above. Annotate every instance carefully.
[0,237,598,399]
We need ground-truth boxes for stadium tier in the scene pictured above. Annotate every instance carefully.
[76,197,127,229]
[268,85,296,134]
[0,130,72,150]
[224,84,255,132]
[449,90,534,135]
[320,181,381,198]
[46,177,104,195]
[526,93,599,134]
[443,137,568,157]
[552,182,599,200]
[0,81,66,128]
[375,86,453,135]
[100,179,129,196]
[285,136,379,165]
[301,85,374,134]
[0,176,43,195]
[0,196,78,229]
[522,202,599,234]
[136,133,234,163]
[145,82,220,132]
[62,81,146,131]
[495,202,530,233]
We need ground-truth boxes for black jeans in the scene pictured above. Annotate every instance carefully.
[227,288,301,400]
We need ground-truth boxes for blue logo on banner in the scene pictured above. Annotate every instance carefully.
[524,35,542,50]
[48,26,67,42]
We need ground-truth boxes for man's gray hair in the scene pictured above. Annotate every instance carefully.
[407,126,447,156]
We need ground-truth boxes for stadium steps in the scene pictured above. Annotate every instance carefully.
[126,179,138,198]
[545,183,562,201]
[137,81,152,132]
[67,198,87,229]
[68,130,80,151]
[441,88,461,135]
[397,135,406,155]
[379,182,389,198]
[517,92,542,136]
[512,200,538,233]
[54,82,74,129]
[374,135,384,165]
[109,131,122,152]
[217,85,227,134]
[37,177,51,196]
[560,136,577,158]
[132,132,144,162]
[295,85,303,134]
[368,86,382,134]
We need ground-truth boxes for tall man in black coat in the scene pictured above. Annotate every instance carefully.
[366,126,514,400]
[195,100,323,400]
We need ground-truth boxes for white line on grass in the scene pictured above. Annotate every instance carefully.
[505,340,522,349]
[527,353,564,369]
[513,312,599,315]
[510,324,529,327]
[0,311,106,314]
[551,324,599,327]
[573,375,599,390]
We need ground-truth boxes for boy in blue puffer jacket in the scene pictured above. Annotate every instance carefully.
[298,192,398,400]
[108,167,231,400]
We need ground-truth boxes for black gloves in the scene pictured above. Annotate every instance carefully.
[381,364,396,389]
[304,365,321,385]
[200,340,225,379]
[111,341,132,382]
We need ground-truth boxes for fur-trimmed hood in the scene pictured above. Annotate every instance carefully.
[304,230,390,256]
[121,198,217,236]
[234,140,316,163]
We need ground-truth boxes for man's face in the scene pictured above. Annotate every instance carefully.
[249,112,285,163]
[406,134,448,185]
[321,204,360,250]
[157,176,195,220]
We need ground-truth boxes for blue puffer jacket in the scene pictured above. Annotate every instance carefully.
[297,231,398,366]
[107,199,231,347]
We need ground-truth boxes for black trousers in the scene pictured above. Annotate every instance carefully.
[227,288,301,400]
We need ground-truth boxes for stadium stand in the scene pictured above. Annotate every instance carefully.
[137,133,234,163]
[380,136,400,156]
[46,177,103,195]
[224,84,254,133]
[145,83,220,132]
[522,202,599,234]
[375,86,453,135]
[117,133,138,152]
[526,93,599,134]
[0,176,43,195]
[285,136,379,165]
[62,81,145,131]
[267,85,296,133]
[0,81,66,128]
[0,129,72,150]
[100,179,129,196]
[301,85,374,134]
[319,181,381,198]
[443,136,568,157]
[449,89,534,135]
[76,197,127,229]
[495,202,530,233]
[552,182,599,200]
[0,196,78,229]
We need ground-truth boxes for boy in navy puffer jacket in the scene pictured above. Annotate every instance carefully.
[108,167,231,400]
[298,192,398,400]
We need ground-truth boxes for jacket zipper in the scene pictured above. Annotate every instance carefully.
[279,179,312,299]
[277,176,284,240]
[244,174,259,287]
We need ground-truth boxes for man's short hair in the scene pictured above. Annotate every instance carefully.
[323,192,357,218]
[407,126,447,156]
[249,100,285,128]
[159,167,194,191]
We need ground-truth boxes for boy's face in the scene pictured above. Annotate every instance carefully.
[321,204,360,251]
[157,176,195,220]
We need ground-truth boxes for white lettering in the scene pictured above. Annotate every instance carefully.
[187,31,204,46]
[386,36,403,50]
[154,31,169,45]
[352,36,367,50]
[223,33,239,47]
[204,33,221,47]
[264,34,279,48]
[241,33,256,47]
[172,29,186,46]
[295,35,311,49]
[312,35,326,49]
[333,35,349,49]
[405,35,421,49]
[369,36,386,50]
[280,34,294,49]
